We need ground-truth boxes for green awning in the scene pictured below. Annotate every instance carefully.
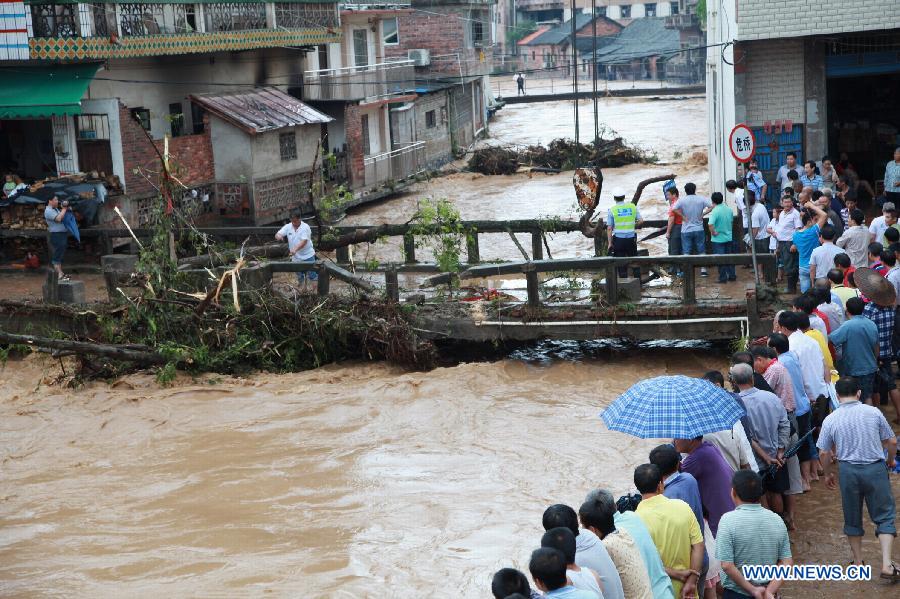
[0,63,100,119]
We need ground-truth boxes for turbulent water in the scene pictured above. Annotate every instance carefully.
[2,96,895,598]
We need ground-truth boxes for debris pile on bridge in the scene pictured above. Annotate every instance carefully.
[468,137,649,175]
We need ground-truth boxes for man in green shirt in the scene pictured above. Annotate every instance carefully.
[708,191,736,283]
[716,470,793,598]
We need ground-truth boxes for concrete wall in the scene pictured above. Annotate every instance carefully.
[80,99,125,186]
[413,91,453,167]
[86,48,309,139]
[210,119,253,182]
[737,0,900,40]
[251,125,321,180]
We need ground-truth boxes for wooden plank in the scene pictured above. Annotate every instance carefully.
[605,265,619,305]
[316,264,330,296]
[466,233,480,264]
[524,266,540,307]
[335,245,351,264]
[323,262,376,293]
[507,231,530,260]
[403,234,417,263]
[682,263,696,305]
[385,267,400,302]
[531,231,543,260]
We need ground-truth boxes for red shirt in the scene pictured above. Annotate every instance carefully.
[669,198,683,225]
[843,266,856,286]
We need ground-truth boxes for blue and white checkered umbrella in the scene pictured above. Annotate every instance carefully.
[600,375,745,439]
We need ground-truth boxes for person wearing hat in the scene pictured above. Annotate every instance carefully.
[856,267,900,417]
[607,187,643,279]
[672,182,713,277]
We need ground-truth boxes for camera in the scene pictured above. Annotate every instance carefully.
[61,200,69,207]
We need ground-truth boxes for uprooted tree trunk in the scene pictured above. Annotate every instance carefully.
[578,172,675,239]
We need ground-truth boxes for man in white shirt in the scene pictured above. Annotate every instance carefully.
[836,208,870,268]
[775,311,828,406]
[275,210,317,290]
[776,153,803,193]
[809,226,847,285]
[770,196,803,293]
[868,201,895,243]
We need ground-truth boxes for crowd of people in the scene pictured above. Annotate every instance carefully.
[658,148,900,289]
[491,370,897,598]
[491,246,900,597]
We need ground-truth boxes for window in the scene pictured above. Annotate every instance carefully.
[131,107,151,131]
[596,6,607,16]
[274,3,338,29]
[620,5,631,18]
[353,29,369,69]
[30,4,78,37]
[644,3,656,17]
[169,102,184,137]
[203,2,266,33]
[670,1,679,15]
[471,18,485,47]
[425,110,436,129]
[119,3,193,36]
[360,114,371,155]
[531,51,536,61]
[279,131,297,161]
[75,114,110,140]
[382,16,398,45]
[190,103,205,134]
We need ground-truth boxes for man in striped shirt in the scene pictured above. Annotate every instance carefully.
[716,470,792,598]
[817,377,898,581]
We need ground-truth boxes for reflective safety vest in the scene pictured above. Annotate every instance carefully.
[611,202,637,232]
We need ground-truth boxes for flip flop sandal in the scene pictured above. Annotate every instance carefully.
[880,562,900,581]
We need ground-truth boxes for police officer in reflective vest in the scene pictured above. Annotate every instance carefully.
[606,187,643,278]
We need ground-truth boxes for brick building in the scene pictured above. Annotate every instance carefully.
[0,0,341,226]
[518,13,622,76]
[706,0,900,201]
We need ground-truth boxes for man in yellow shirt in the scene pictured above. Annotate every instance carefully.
[634,464,705,599]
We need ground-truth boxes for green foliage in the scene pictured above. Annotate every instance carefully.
[409,198,470,274]
[696,0,707,29]
[506,19,537,47]
[315,184,354,223]
[0,343,31,364]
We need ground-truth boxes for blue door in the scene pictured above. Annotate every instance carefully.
[750,125,804,206]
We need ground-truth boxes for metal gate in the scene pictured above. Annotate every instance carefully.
[750,125,804,205]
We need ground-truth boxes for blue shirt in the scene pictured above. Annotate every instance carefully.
[829,315,878,375]
[545,586,599,599]
[792,224,821,268]
[885,160,900,193]
[44,206,67,233]
[745,171,766,202]
[614,510,676,599]
[817,400,896,464]
[799,173,823,190]
[663,472,704,534]
[776,351,810,416]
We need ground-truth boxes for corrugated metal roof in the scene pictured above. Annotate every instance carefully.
[189,87,332,135]
[525,14,594,46]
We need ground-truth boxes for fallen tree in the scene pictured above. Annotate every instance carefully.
[468,137,651,175]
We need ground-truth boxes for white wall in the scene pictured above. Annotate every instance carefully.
[80,98,125,185]
[210,118,252,182]
[706,0,738,196]
[251,125,320,180]
[737,0,900,41]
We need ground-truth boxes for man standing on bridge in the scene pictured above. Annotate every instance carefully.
[607,188,643,279]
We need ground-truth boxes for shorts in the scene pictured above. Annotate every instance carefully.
[855,372,875,404]
[761,462,790,494]
[294,256,318,283]
[838,460,897,537]
[794,411,813,462]
[875,359,896,396]
[50,231,68,265]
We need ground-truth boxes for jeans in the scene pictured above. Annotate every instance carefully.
[712,240,736,281]
[799,265,811,292]
[681,229,706,256]
[838,460,897,536]
[294,255,318,284]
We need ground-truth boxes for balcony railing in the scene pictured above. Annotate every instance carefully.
[363,142,425,188]
[29,2,339,38]
[303,59,414,102]
[515,0,565,10]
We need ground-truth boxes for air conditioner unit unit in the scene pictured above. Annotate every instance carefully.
[408,49,431,67]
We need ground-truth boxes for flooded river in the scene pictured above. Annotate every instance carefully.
[2,96,897,597]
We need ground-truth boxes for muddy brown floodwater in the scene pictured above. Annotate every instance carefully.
[2,96,898,597]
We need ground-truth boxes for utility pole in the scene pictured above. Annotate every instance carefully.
[570,0,579,147]
[591,0,599,147]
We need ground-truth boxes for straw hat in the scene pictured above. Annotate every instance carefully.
[854,267,896,307]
